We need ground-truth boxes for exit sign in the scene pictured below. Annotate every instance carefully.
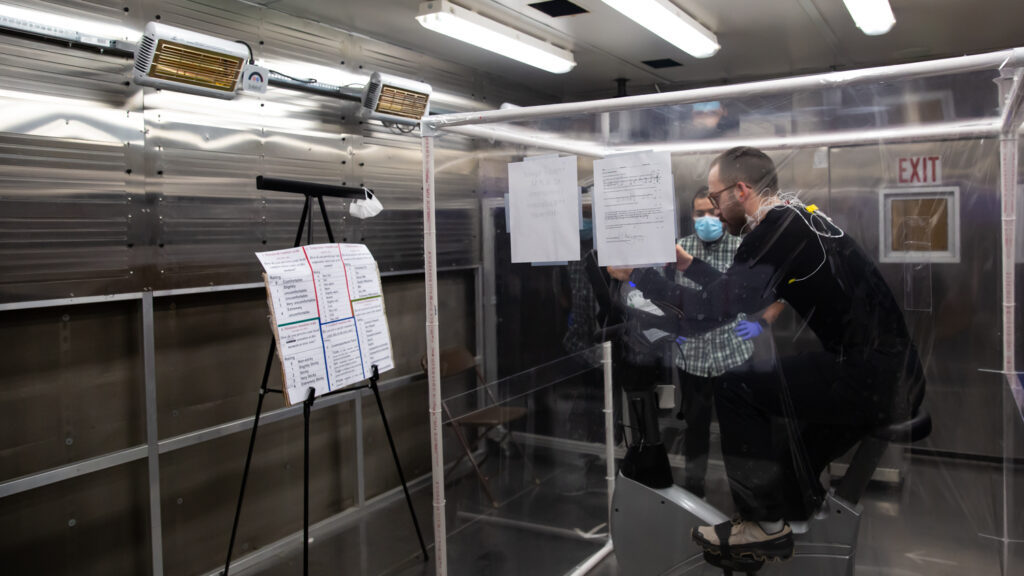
[897,156,942,185]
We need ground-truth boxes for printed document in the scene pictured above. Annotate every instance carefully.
[256,244,394,405]
[507,155,580,263]
[593,151,676,266]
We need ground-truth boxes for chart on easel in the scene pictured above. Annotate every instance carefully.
[256,243,395,405]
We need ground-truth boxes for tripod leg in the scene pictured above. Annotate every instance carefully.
[316,195,336,243]
[370,371,429,561]
[293,196,310,248]
[303,387,314,576]
[223,339,276,576]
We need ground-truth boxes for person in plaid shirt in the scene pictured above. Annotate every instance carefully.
[671,186,783,498]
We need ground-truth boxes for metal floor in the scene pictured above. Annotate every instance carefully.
[233,444,1008,576]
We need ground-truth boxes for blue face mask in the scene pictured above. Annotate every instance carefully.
[694,215,724,242]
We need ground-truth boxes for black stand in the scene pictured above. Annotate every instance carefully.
[223,179,428,576]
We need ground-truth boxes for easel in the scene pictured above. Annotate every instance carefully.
[222,176,428,576]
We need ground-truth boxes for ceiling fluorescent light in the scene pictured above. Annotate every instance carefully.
[416,0,576,74]
[842,0,895,36]
[600,0,719,58]
[0,3,138,47]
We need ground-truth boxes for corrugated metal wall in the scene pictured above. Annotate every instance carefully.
[0,1,535,574]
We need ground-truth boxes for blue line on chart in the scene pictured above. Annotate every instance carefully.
[321,316,355,325]
[353,318,366,379]
[318,322,332,391]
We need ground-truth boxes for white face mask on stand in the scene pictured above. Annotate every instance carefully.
[349,188,382,219]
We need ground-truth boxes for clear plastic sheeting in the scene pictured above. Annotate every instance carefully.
[438,346,611,574]
[423,48,1024,576]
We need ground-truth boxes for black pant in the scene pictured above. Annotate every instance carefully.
[676,368,719,497]
[714,351,891,521]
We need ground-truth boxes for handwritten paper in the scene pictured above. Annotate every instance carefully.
[593,151,676,267]
[508,155,580,263]
[256,243,394,405]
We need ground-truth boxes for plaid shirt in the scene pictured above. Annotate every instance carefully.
[563,253,597,355]
[671,233,752,376]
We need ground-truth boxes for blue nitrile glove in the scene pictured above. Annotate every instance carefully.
[675,336,687,344]
[734,319,765,340]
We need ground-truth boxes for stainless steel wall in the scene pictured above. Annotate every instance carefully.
[830,140,1003,458]
[0,1,533,574]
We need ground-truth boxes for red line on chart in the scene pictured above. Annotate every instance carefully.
[302,247,322,318]
[337,245,355,317]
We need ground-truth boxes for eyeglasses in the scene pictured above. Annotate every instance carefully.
[707,182,738,208]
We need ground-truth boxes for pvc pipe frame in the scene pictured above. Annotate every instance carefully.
[424,47,1024,131]
[998,68,1023,576]
[603,342,615,521]
[421,134,447,576]
[421,48,1024,576]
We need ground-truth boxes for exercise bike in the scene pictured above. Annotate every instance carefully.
[578,254,931,575]
[609,377,931,575]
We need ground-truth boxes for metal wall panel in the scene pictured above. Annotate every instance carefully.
[0,135,136,299]
[0,1,508,573]
[153,287,285,439]
[0,0,496,302]
[830,140,1003,457]
[0,31,142,300]
[0,300,145,482]
[158,403,356,576]
[0,460,151,576]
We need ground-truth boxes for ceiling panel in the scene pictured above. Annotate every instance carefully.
[247,0,1024,101]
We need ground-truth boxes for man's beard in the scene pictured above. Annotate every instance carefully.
[723,217,745,236]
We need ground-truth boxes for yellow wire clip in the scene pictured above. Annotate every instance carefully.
[805,204,819,213]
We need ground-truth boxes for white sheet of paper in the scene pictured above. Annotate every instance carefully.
[593,151,676,266]
[508,155,580,263]
[257,243,395,405]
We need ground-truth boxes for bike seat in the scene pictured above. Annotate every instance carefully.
[868,408,931,444]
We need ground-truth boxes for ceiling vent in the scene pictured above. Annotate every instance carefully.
[643,58,683,69]
[529,1,588,18]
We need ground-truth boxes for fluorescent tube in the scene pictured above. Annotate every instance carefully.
[416,1,576,74]
[600,0,719,58]
[0,3,137,46]
[843,0,895,36]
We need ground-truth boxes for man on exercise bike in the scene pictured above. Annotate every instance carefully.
[608,146,925,565]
